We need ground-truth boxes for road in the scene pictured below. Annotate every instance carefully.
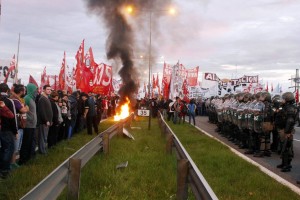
[194,116,300,188]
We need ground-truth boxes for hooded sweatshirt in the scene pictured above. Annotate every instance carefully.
[24,83,37,128]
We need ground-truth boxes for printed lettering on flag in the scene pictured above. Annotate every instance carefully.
[92,63,112,95]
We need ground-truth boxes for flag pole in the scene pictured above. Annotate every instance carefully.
[15,33,21,84]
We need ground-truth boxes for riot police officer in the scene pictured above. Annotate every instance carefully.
[275,92,297,172]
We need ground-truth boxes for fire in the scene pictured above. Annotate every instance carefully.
[114,98,130,121]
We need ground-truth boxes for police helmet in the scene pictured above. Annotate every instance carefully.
[260,92,272,102]
[282,92,295,102]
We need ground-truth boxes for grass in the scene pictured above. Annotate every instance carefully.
[167,121,300,200]
[0,119,115,200]
[58,116,177,200]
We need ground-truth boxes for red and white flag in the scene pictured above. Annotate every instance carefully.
[58,51,66,90]
[4,54,16,83]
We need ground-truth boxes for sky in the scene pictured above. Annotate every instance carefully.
[0,0,300,91]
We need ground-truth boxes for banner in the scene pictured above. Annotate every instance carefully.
[91,63,112,95]
[186,66,199,86]
[202,73,260,96]
[0,57,16,83]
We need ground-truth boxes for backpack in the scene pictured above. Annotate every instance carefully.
[182,104,188,114]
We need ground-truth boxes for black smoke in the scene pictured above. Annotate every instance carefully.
[86,0,172,103]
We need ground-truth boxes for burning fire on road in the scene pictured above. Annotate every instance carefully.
[114,98,131,121]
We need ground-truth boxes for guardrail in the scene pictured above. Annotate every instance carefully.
[20,115,133,200]
[157,112,219,200]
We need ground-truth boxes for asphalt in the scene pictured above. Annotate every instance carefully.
[193,116,300,194]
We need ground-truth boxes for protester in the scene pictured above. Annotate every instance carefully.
[19,83,37,165]
[173,97,181,124]
[68,91,78,137]
[188,99,196,126]
[0,83,17,178]
[37,84,53,154]
[48,91,60,148]
[82,92,99,135]
[10,84,29,168]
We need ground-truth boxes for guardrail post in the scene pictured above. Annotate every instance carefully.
[177,159,189,200]
[103,133,110,155]
[67,158,82,200]
[166,133,173,154]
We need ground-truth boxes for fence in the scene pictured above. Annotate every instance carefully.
[158,112,218,200]
[20,115,133,200]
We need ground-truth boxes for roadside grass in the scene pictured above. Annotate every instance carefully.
[0,119,115,200]
[58,116,177,200]
[168,121,300,200]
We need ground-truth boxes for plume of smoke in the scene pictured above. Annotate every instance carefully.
[86,0,172,103]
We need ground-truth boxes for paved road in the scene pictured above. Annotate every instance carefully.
[194,116,300,187]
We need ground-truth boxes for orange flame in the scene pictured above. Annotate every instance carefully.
[114,98,130,121]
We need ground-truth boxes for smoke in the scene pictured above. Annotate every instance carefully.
[86,0,172,103]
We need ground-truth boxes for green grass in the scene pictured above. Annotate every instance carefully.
[168,121,300,200]
[58,116,177,200]
[0,119,115,200]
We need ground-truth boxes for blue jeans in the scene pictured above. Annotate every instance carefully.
[0,131,15,171]
[189,113,196,125]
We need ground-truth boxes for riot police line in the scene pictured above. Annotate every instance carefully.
[206,91,298,173]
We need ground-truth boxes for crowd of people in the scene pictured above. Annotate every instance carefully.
[136,96,207,126]
[0,83,119,179]
[205,91,298,174]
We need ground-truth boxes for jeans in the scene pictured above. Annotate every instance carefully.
[0,131,15,171]
[189,113,196,125]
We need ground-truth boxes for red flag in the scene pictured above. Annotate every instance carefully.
[40,66,49,90]
[156,74,160,95]
[271,83,273,92]
[91,63,112,95]
[29,75,38,87]
[152,74,156,88]
[58,51,66,90]
[75,40,85,88]
[296,89,299,103]
[182,78,189,102]
[85,47,96,71]
[4,54,16,83]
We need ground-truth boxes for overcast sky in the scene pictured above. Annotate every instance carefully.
[0,0,299,91]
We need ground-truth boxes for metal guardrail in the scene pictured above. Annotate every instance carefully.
[158,113,219,200]
[20,116,132,200]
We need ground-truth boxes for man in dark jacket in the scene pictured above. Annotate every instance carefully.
[48,91,60,148]
[82,92,98,135]
[68,91,78,137]
[37,85,53,154]
[0,83,17,178]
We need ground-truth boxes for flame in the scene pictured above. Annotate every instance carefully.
[114,98,130,121]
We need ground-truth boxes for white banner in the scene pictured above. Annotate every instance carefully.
[0,59,15,83]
